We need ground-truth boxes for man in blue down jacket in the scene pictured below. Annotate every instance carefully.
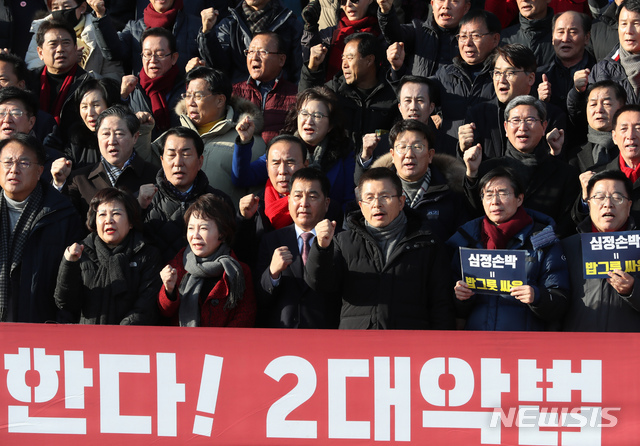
[305,167,455,330]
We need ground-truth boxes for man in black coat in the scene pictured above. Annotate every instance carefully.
[0,133,82,322]
[305,167,456,330]
[463,95,580,238]
[256,168,339,328]
[500,0,555,68]
[143,126,233,264]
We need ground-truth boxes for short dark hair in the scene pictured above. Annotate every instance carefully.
[552,10,592,34]
[86,187,142,233]
[620,0,640,17]
[0,52,28,82]
[185,67,231,105]
[266,134,307,160]
[612,104,640,129]
[183,194,236,246]
[460,9,502,34]
[73,78,122,111]
[290,167,331,198]
[478,166,525,198]
[344,32,382,67]
[95,105,140,136]
[0,87,38,117]
[587,80,627,105]
[389,119,436,150]
[493,44,537,73]
[140,27,177,54]
[396,75,439,107]
[158,126,205,157]
[358,167,402,197]
[36,19,76,47]
[587,170,633,199]
[0,133,46,165]
[252,31,284,53]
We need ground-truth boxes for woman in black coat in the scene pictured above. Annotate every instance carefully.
[55,187,161,325]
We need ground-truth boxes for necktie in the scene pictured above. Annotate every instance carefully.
[300,232,313,265]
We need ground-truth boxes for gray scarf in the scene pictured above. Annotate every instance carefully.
[365,211,407,263]
[620,46,640,94]
[587,127,616,166]
[402,168,432,208]
[0,183,43,322]
[178,243,245,327]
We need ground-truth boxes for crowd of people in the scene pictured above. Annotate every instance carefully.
[1,0,639,332]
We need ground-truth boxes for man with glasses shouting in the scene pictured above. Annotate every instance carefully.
[304,166,456,330]
[462,95,580,237]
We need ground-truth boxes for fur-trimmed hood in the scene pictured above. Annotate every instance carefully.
[175,95,264,134]
[371,152,466,194]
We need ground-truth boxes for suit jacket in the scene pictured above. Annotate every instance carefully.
[256,224,340,329]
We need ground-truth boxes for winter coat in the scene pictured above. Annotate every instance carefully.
[464,140,581,238]
[299,64,398,151]
[158,247,256,327]
[377,6,458,77]
[447,208,570,331]
[171,96,266,205]
[26,13,124,80]
[7,180,82,323]
[91,10,200,74]
[197,0,303,83]
[0,0,47,59]
[55,231,161,325]
[562,217,640,332]
[232,76,297,144]
[67,152,158,220]
[501,8,555,69]
[143,170,234,264]
[431,57,496,156]
[590,1,620,62]
[305,208,456,330]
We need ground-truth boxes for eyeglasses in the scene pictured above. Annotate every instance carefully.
[456,32,490,43]
[359,195,399,205]
[490,69,526,81]
[506,117,542,128]
[298,109,328,120]
[588,193,630,206]
[0,109,25,118]
[481,190,512,201]
[243,49,282,57]
[1,159,37,170]
[141,52,174,61]
[340,0,360,5]
[394,143,427,155]
[181,91,213,102]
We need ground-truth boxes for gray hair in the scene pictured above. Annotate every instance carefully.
[504,95,547,122]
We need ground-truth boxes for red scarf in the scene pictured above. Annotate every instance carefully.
[326,14,379,80]
[39,65,78,124]
[144,0,183,29]
[481,206,533,250]
[139,63,179,131]
[264,179,293,230]
[619,155,640,184]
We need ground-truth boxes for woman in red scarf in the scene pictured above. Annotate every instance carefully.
[302,0,382,80]
[448,166,570,331]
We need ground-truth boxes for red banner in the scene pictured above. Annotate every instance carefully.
[0,324,638,445]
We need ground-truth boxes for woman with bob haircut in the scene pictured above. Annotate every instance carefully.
[158,194,256,327]
[55,187,161,324]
